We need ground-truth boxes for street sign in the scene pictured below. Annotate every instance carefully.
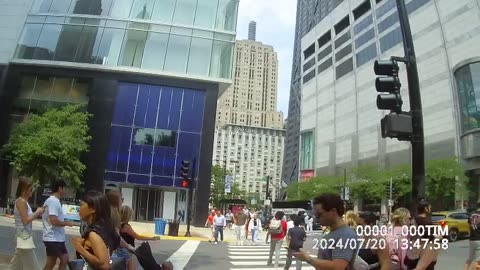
[251,197,257,205]
[264,199,271,206]
[225,175,232,193]
[341,187,350,200]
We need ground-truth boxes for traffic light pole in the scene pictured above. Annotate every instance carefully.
[396,0,425,215]
[185,157,196,237]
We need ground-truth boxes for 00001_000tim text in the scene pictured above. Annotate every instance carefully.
[311,237,449,250]
[355,225,449,237]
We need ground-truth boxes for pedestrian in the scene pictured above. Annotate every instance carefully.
[9,177,45,270]
[465,201,480,270]
[213,210,226,244]
[225,210,233,230]
[285,215,307,270]
[71,191,120,269]
[248,213,262,245]
[234,209,248,245]
[42,180,75,270]
[356,211,391,269]
[119,205,161,270]
[205,210,216,243]
[106,190,135,259]
[306,215,313,232]
[344,210,358,228]
[267,211,288,267]
[292,193,358,269]
[388,207,411,270]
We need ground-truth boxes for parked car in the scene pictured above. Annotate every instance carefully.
[431,211,470,242]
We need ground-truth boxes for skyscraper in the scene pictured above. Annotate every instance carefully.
[248,20,256,41]
[283,0,344,185]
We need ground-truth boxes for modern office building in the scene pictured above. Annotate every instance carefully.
[283,0,344,185]
[0,0,239,225]
[213,124,285,201]
[299,0,480,206]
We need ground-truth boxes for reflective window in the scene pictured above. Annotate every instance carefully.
[335,31,350,48]
[109,0,134,18]
[376,0,395,18]
[51,77,73,103]
[380,27,402,53]
[15,24,43,59]
[54,25,83,62]
[120,29,147,67]
[130,0,155,19]
[335,44,352,62]
[336,58,353,79]
[187,37,213,76]
[318,58,333,74]
[142,32,169,70]
[164,34,191,73]
[304,43,315,59]
[356,43,377,67]
[151,0,175,23]
[355,28,375,48]
[216,0,238,31]
[210,40,233,79]
[33,24,62,60]
[303,58,315,72]
[96,27,126,65]
[195,0,218,29]
[300,132,313,169]
[455,62,480,133]
[31,0,54,13]
[334,15,350,35]
[70,0,113,16]
[378,11,399,33]
[75,26,105,64]
[303,69,316,84]
[353,0,371,20]
[173,0,197,26]
[134,128,177,147]
[49,0,72,13]
[407,0,430,14]
[318,45,332,61]
[353,14,372,34]
[318,31,331,49]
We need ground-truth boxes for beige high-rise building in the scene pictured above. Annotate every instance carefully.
[216,39,284,129]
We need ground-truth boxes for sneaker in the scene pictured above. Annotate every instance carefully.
[214,242,218,245]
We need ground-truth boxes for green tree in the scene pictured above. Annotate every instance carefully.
[286,175,342,200]
[2,105,92,190]
[425,159,467,206]
[209,165,249,208]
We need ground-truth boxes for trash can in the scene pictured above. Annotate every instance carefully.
[168,221,180,236]
[154,218,166,235]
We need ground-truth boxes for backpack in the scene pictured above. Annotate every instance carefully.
[269,219,283,234]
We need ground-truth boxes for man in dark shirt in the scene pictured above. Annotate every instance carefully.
[285,216,307,270]
[465,202,480,270]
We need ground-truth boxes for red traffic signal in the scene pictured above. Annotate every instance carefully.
[181,179,189,188]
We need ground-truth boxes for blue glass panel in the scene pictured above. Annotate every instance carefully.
[152,147,176,176]
[380,27,402,53]
[407,0,430,14]
[378,11,398,33]
[376,0,395,18]
[134,84,149,127]
[180,89,205,132]
[191,90,205,132]
[354,14,372,34]
[157,87,173,129]
[176,132,201,176]
[145,85,160,128]
[152,176,174,186]
[104,172,126,182]
[106,126,131,172]
[112,83,137,125]
[128,145,153,174]
[168,89,183,130]
[127,174,149,184]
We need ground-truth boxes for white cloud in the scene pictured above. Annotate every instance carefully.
[236,0,297,117]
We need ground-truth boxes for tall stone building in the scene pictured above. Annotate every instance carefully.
[214,23,285,202]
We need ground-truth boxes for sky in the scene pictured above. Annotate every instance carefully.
[236,0,297,117]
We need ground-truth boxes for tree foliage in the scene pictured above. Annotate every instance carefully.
[287,175,342,200]
[2,105,92,189]
[209,164,249,208]
[425,158,468,201]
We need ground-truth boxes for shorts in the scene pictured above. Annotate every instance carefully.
[44,241,68,257]
[468,240,480,262]
[115,247,132,261]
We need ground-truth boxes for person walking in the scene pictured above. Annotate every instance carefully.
[213,210,226,244]
[248,213,262,245]
[466,201,480,270]
[42,180,75,270]
[285,216,307,270]
[205,210,216,243]
[225,210,233,230]
[9,177,45,270]
[267,211,288,267]
[306,215,313,233]
[234,209,248,245]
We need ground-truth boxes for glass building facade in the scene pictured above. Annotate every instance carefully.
[456,62,480,133]
[14,0,238,80]
[105,82,205,187]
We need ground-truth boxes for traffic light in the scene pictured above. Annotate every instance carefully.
[181,178,190,188]
[180,160,190,179]
[374,58,412,141]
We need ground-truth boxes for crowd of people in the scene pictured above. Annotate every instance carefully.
[8,177,171,270]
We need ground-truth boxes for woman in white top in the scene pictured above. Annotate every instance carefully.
[9,177,45,270]
[306,215,314,232]
[248,213,262,245]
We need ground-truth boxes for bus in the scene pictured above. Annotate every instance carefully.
[271,200,312,215]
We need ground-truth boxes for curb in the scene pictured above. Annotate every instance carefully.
[141,233,210,242]
[0,254,12,264]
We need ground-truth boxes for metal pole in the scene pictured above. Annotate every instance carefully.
[343,168,347,201]
[389,177,393,224]
[185,157,196,237]
[265,176,270,215]
[396,0,425,216]
[223,159,227,196]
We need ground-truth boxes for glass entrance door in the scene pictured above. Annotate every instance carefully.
[134,188,162,222]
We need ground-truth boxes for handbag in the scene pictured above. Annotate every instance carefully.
[68,253,126,270]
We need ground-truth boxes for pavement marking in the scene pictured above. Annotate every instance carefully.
[166,240,200,270]
[230,267,316,270]
[229,251,287,255]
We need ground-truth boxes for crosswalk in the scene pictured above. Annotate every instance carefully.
[227,243,316,270]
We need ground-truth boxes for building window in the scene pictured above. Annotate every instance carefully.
[377,11,399,33]
[334,15,350,35]
[356,43,377,67]
[353,0,371,20]
[455,62,480,133]
[318,31,331,49]
[109,0,134,18]
[335,44,352,62]
[303,58,315,72]
[353,14,372,34]
[130,0,155,19]
[355,28,375,49]
[303,43,315,59]
[303,69,315,84]
[195,0,218,29]
[69,0,113,16]
[335,32,351,49]
[336,58,353,80]
[376,0,396,19]
[300,131,313,170]
[407,0,430,14]
[318,45,332,61]
[380,27,402,53]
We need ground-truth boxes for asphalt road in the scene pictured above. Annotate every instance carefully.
[0,218,472,270]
